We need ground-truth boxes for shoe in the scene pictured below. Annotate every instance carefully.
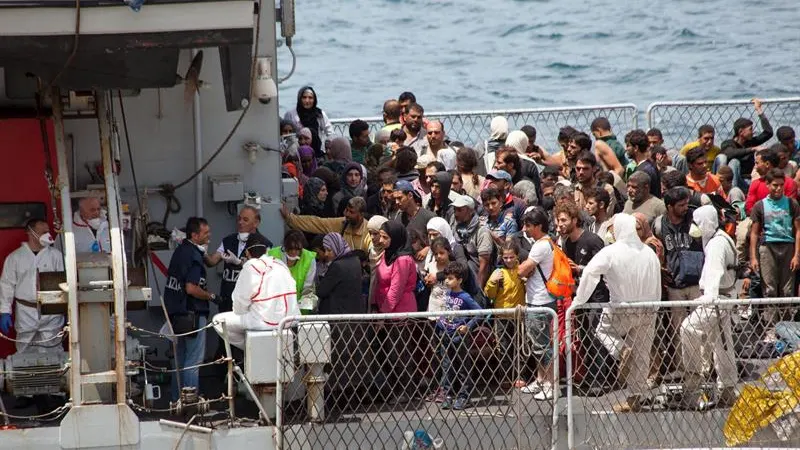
[613,396,642,412]
[440,397,453,410]
[453,397,469,410]
[426,387,446,403]
[520,381,543,394]
[533,383,554,400]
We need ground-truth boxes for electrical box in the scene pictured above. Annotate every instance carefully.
[281,178,299,213]
[297,321,331,364]
[209,175,244,203]
[245,329,294,384]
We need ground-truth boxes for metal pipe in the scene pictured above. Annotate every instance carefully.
[52,86,82,406]
[96,91,129,405]
[158,418,212,434]
[220,322,235,422]
[305,363,325,422]
[191,49,203,217]
[232,366,271,425]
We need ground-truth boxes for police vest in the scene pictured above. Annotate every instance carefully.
[268,247,316,296]
[164,240,208,316]
[220,233,245,303]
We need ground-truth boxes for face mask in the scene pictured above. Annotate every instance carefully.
[604,230,616,244]
[286,254,300,261]
[238,232,250,242]
[87,217,102,230]
[39,233,55,247]
[195,243,208,254]
[688,223,703,239]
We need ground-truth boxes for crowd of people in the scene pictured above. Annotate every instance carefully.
[164,89,800,412]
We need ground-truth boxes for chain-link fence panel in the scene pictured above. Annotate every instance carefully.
[647,97,800,151]
[565,298,800,450]
[331,104,638,152]
[276,308,559,450]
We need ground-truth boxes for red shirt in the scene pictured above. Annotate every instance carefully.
[745,176,798,215]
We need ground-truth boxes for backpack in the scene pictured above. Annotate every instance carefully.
[536,238,576,301]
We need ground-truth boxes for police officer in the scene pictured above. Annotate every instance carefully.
[0,218,64,353]
[205,206,272,313]
[164,217,216,398]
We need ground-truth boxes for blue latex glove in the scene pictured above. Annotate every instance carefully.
[0,313,12,335]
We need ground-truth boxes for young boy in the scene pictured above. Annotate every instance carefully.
[436,261,483,410]
[749,168,800,322]
[480,187,519,246]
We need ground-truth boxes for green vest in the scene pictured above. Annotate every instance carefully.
[268,247,316,295]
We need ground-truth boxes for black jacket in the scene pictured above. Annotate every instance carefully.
[517,158,543,203]
[317,252,366,315]
[721,114,773,177]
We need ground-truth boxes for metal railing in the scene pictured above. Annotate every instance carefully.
[647,97,800,150]
[565,297,800,450]
[330,97,800,156]
[275,307,559,450]
[331,104,639,152]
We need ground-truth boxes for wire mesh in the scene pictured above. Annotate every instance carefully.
[330,105,639,152]
[276,308,559,450]
[566,298,800,450]
[647,97,800,150]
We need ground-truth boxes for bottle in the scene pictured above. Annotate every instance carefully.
[125,0,145,12]
[775,340,786,355]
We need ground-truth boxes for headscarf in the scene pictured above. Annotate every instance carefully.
[381,220,412,265]
[490,116,509,141]
[295,86,323,155]
[505,130,529,154]
[297,127,313,142]
[323,232,351,260]
[327,137,352,162]
[298,145,317,177]
[633,212,664,264]
[340,161,367,199]
[365,143,385,171]
[301,177,327,216]
[368,215,389,232]
[426,216,456,246]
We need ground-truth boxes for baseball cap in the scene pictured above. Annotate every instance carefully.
[451,194,475,209]
[486,169,512,182]
[394,180,415,193]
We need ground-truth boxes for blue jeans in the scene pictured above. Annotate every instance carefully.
[438,332,473,400]
[172,315,207,400]
[775,322,800,351]
[713,154,749,191]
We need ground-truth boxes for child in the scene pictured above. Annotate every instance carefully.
[423,237,453,318]
[484,239,526,386]
[436,261,483,410]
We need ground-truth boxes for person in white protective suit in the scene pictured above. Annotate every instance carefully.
[680,205,738,409]
[573,213,661,412]
[72,197,111,253]
[0,218,65,353]
[212,234,300,349]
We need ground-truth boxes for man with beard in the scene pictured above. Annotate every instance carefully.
[450,195,494,287]
[629,129,662,198]
[403,103,429,157]
[367,168,399,219]
[573,151,617,215]
[563,132,591,182]
[623,171,666,222]
[281,197,372,252]
[393,180,436,244]
[553,201,612,395]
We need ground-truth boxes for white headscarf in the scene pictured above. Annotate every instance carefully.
[505,130,529,154]
[490,116,509,141]
[426,216,456,246]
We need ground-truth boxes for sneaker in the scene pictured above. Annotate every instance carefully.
[453,397,470,410]
[440,397,453,410]
[533,383,554,401]
[520,381,543,394]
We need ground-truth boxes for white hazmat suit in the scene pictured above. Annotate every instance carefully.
[573,213,661,396]
[213,255,300,349]
[72,211,111,253]
[680,205,738,392]
[0,243,65,353]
